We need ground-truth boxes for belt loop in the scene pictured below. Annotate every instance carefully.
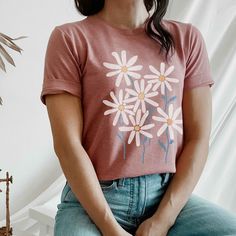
[160,172,169,185]
[117,177,125,187]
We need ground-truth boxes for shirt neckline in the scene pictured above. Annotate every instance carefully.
[87,14,150,36]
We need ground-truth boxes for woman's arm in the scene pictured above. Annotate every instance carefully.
[45,93,131,236]
[151,85,213,228]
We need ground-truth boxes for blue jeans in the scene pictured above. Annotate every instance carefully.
[54,172,236,235]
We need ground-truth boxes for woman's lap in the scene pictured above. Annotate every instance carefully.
[54,173,236,236]
[167,194,236,236]
[54,172,168,235]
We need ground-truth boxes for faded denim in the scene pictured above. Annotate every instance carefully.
[54,172,236,236]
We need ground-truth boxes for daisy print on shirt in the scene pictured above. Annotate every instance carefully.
[102,90,135,126]
[144,62,183,163]
[103,50,143,87]
[119,109,155,147]
[102,50,183,164]
[124,79,159,113]
[144,63,179,94]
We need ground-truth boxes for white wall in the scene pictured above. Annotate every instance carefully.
[0,0,84,221]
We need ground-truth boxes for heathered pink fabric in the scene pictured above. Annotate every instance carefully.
[40,15,215,180]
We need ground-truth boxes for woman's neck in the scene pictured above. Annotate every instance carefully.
[95,0,149,30]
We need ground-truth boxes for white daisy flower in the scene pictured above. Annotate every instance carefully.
[119,109,155,147]
[103,89,135,126]
[144,62,179,95]
[124,79,159,113]
[152,104,183,140]
[103,50,143,87]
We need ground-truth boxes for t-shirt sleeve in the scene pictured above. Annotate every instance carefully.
[40,26,82,105]
[184,24,215,89]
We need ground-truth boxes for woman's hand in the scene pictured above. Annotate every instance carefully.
[104,229,132,236]
[135,216,170,236]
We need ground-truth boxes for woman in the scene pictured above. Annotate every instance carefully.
[40,0,236,235]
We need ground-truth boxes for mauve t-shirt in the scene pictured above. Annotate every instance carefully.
[40,14,215,180]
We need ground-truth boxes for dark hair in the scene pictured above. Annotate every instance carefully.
[74,0,175,61]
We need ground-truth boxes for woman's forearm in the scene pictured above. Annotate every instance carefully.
[54,141,121,235]
[152,138,209,227]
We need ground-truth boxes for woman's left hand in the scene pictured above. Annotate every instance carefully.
[134,216,170,236]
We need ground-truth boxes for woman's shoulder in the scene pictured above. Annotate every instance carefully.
[52,17,91,38]
[162,18,204,42]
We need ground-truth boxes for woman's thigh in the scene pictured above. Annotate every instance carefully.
[167,194,236,236]
[54,204,101,236]
[54,178,137,235]
[54,182,102,236]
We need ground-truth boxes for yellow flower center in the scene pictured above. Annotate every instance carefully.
[121,66,128,73]
[134,125,141,132]
[159,75,166,82]
[118,104,125,111]
[138,92,145,100]
[167,118,173,126]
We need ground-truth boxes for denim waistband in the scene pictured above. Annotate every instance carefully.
[115,172,174,188]
[65,172,174,188]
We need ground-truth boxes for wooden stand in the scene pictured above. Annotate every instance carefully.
[0,170,13,236]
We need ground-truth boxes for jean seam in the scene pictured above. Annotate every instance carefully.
[127,179,135,222]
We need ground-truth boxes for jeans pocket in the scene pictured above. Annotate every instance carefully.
[60,182,70,203]
[61,180,117,204]
[99,179,117,191]
[62,182,80,203]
